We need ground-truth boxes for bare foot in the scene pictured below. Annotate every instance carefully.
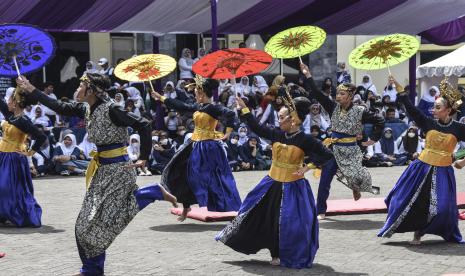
[409,231,422,245]
[270,257,280,266]
[178,208,191,222]
[352,190,361,201]
[317,214,326,220]
[159,185,178,208]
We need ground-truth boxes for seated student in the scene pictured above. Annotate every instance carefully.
[149,133,175,175]
[362,144,394,167]
[238,134,271,171]
[127,134,152,176]
[31,125,54,176]
[172,125,188,151]
[78,133,97,160]
[53,134,89,176]
[310,125,326,141]
[396,126,422,163]
[373,128,408,166]
[225,133,245,171]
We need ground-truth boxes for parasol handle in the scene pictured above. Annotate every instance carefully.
[298,56,308,75]
[385,58,392,76]
[147,79,156,97]
[13,56,22,80]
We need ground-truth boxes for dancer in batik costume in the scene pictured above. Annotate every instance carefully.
[17,73,177,276]
[300,63,384,220]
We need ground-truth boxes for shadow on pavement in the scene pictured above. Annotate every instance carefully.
[319,218,384,231]
[383,240,465,256]
[223,260,369,275]
[0,224,65,234]
[150,223,226,232]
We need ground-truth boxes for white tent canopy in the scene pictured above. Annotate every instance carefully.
[416,45,465,100]
[417,45,465,78]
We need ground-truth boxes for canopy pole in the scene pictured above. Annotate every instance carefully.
[408,55,417,104]
[280,58,283,76]
[210,0,218,51]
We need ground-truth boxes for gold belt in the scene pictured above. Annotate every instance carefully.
[419,148,452,167]
[0,138,26,152]
[191,127,223,141]
[323,137,357,147]
[269,160,303,183]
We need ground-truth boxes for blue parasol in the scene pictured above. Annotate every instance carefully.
[0,23,55,77]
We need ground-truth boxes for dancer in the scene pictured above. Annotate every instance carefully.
[151,75,241,221]
[300,63,384,220]
[0,88,46,227]
[216,94,333,268]
[17,73,177,276]
[378,77,465,244]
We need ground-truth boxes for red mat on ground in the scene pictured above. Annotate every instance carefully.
[170,207,238,222]
[326,192,465,216]
[171,193,465,221]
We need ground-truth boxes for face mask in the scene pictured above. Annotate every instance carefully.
[178,131,186,136]
[407,132,416,138]
[387,85,393,90]
[132,142,140,147]
[230,139,238,145]
[384,133,392,139]
[160,139,168,145]
[239,132,247,137]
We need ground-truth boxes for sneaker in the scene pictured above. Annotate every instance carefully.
[372,186,381,195]
[60,170,70,176]
[144,171,152,176]
[317,214,326,220]
[138,171,146,176]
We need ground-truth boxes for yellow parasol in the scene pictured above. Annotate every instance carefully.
[348,33,419,75]
[114,54,176,92]
[264,25,326,64]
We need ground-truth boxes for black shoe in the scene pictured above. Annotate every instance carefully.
[372,186,380,195]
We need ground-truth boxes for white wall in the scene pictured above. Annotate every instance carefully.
[337,35,420,94]
[89,32,111,65]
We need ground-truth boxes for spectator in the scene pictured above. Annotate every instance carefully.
[259,102,279,128]
[396,126,422,163]
[336,62,351,85]
[125,99,141,117]
[239,135,259,170]
[362,144,393,167]
[237,125,249,145]
[373,128,408,166]
[164,109,179,138]
[417,86,439,118]
[252,75,268,96]
[127,134,152,176]
[172,125,188,150]
[53,134,88,176]
[78,133,97,160]
[98,57,115,83]
[233,76,251,97]
[164,81,177,99]
[238,42,247,48]
[31,105,51,128]
[178,48,194,81]
[310,125,326,141]
[383,77,398,102]
[83,61,98,75]
[358,74,377,96]
[454,116,465,160]
[321,77,336,98]
[225,133,243,171]
[150,134,175,174]
[114,93,125,107]
[384,107,404,123]
[194,48,207,63]
[31,125,54,176]
[302,103,330,134]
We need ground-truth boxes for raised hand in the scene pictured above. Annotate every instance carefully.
[150,91,163,101]
[236,96,247,109]
[16,76,36,93]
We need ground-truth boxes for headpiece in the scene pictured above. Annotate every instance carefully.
[185,74,206,90]
[280,86,302,125]
[336,83,356,96]
[439,77,463,110]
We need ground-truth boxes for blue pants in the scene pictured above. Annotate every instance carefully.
[77,184,164,275]
[316,157,338,215]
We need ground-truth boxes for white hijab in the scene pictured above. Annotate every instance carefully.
[360,74,377,95]
[32,105,50,127]
[78,133,96,159]
[421,86,439,103]
[114,93,125,107]
[127,134,141,160]
[59,134,78,156]
[253,75,268,94]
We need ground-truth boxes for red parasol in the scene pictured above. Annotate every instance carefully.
[192,48,272,79]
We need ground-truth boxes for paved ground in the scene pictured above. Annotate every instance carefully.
[1,167,465,276]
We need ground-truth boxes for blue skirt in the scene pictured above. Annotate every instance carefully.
[0,152,42,227]
[378,159,463,243]
[216,176,319,269]
[162,140,241,212]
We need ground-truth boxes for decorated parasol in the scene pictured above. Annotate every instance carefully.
[264,25,326,64]
[349,33,419,75]
[0,23,56,78]
[193,48,272,81]
[114,54,176,93]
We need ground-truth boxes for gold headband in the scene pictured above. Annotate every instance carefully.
[185,74,205,90]
[439,77,462,110]
[336,83,355,95]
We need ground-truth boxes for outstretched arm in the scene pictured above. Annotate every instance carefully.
[301,63,336,115]
[237,96,280,142]
[151,91,199,112]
